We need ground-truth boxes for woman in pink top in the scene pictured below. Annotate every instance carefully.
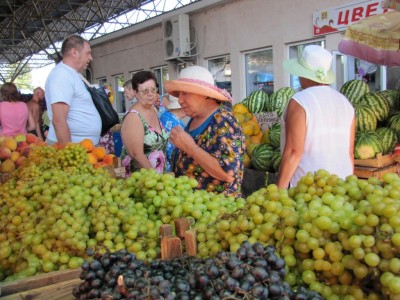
[0,82,35,136]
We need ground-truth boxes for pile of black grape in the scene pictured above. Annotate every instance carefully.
[73,242,322,300]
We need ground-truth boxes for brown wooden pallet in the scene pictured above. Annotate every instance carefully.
[354,153,396,168]
[354,163,398,179]
[0,269,81,299]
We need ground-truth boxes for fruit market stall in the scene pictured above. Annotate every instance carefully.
[0,78,400,300]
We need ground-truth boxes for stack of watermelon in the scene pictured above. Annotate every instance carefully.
[242,87,295,117]
[240,87,295,173]
[340,80,400,159]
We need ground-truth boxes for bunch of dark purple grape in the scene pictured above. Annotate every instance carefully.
[72,242,322,299]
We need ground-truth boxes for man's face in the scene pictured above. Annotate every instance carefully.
[76,42,92,72]
[124,87,135,101]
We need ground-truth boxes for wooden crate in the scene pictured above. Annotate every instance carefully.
[354,153,396,168]
[354,163,398,179]
[0,269,81,300]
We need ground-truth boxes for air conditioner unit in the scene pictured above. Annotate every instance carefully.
[162,14,190,60]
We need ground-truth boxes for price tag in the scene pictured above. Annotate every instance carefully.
[254,111,281,131]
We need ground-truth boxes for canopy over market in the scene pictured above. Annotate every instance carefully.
[0,0,199,82]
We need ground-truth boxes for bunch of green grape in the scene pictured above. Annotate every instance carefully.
[14,144,94,182]
[0,153,246,282]
[204,169,400,299]
[119,168,246,258]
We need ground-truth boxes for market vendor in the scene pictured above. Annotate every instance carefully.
[164,65,245,198]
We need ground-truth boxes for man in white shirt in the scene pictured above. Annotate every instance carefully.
[45,34,101,145]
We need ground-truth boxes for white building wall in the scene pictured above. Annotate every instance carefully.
[89,0,352,103]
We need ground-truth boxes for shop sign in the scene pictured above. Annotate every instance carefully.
[313,0,391,36]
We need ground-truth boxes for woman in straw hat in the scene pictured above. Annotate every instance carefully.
[159,95,186,172]
[120,71,169,176]
[164,65,245,198]
[278,45,356,188]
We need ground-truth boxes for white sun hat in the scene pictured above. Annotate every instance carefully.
[283,45,336,84]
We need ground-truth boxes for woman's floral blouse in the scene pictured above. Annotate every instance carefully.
[172,105,245,198]
[121,109,168,176]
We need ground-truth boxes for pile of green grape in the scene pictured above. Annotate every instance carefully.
[0,144,245,282]
[209,170,400,299]
[3,142,400,299]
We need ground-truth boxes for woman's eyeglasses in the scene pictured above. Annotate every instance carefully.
[138,88,158,95]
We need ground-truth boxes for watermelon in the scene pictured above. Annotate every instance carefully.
[268,122,281,148]
[241,97,250,109]
[271,149,282,173]
[266,87,295,116]
[359,92,390,122]
[354,131,383,159]
[378,90,400,112]
[376,127,398,154]
[250,144,275,172]
[340,79,369,105]
[246,143,259,156]
[354,103,377,132]
[388,111,400,140]
[246,90,269,114]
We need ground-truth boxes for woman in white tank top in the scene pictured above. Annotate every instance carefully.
[278,45,355,188]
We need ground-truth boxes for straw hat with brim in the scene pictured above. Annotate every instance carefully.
[283,45,336,85]
[164,65,233,102]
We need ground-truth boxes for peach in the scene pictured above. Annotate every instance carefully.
[26,133,38,145]
[93,161,108,169]
[102,154,115,166]
[21,147,31,158]
[0,146,12,160]
[10,151,21,162]
[80,139,95,152]
[15,156,28,168]
[53,142,65,150]
[87,153,98,165]
[1,137,17,151]
[16,141,29,152]
[14,134,27,143]
[92,147,107,161]
[0,159,15,173]
[34,140,46,146]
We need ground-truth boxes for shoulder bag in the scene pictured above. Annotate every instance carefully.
[81,75,119,135]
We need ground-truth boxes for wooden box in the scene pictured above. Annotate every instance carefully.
[354,163,398,179]
[354,153,396,168]
[0,269,81,300]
